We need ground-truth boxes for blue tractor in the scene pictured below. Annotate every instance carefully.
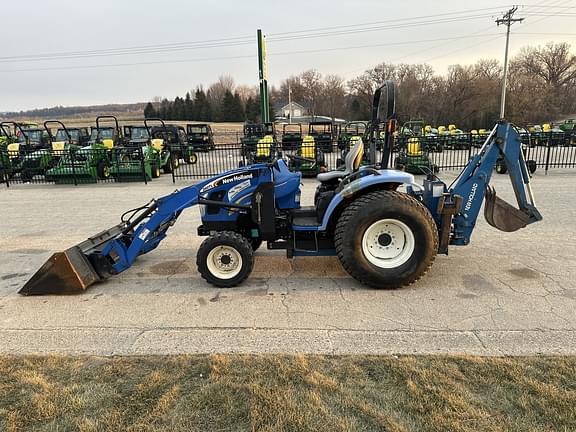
[20,82,542,294]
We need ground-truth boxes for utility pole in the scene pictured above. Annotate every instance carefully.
[496,6,524,118]
[257,29,270,123]
[288,81,293,124]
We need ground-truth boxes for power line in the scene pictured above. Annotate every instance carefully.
[0,10,503,64]
[0,34,501,74]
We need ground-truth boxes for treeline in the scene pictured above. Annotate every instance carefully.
[3,103,146,119]
[144,86,262,122]
[148,41,576,130]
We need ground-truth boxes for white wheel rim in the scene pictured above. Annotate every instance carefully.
[361,219,415,269]
[206,245,243,279]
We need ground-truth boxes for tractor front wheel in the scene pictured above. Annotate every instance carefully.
[197,232,254,288]
[186,152,198,164]
[335,191,438,289]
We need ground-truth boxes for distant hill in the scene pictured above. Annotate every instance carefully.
[0,103,147,122]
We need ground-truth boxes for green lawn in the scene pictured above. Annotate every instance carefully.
[0,355,574,431]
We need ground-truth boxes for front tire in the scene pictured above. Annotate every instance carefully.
[197,232,254,288]
[335,191,438,289]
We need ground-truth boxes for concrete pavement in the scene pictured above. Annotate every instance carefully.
[0,171,575,355]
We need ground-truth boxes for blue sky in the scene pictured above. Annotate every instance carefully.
[1,0,574,111]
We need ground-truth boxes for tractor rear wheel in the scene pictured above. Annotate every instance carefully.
[495,159,507,174]
[97,161,110,179]
[335,191,438,289]
[151,161,160,178]
[197,231,254,288]
[163,157,173,174]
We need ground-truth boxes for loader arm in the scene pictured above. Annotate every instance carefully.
[447,121,542,246]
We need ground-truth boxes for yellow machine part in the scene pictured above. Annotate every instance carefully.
[424,125,432,133]
[349,135,362,150]
[256,135,274,157]
[471,129,478,135]
[102,139,114,149]
[353,139,364,170]
[542,123,551,132]
[437,125,446,134]
[52,141,66,151]
[151,139,164,151]
[301,135,316,159]
[7,143,20,156]
[479,128,487,135]
[448,124,456,131]
[407,137,422,156]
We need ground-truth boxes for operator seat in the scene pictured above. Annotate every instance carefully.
[316,137,364,183]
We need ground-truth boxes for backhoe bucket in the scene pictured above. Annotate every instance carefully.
[18,247,101,295]
[19,222,126,295]
[484,186,530,232]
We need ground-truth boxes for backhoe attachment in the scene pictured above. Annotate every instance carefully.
[484,186,530,232]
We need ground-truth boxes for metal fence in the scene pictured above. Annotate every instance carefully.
[1,147,149,186]
[2,130,576,186]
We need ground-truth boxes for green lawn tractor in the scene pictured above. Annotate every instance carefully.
[400,120,443,153]
[394,136,439,174]
[109,124,161,181]
[146,119,197,173]
[19,121,89,181]
[337,121,368,151]
[308,121,334,153]
[286,134,326,177]
[281,123,303,150]
[240,122,279,166]
[46,116,120,183]
[4,123,52,181]
[186,123,215,152]
[0,123,17,180]
[240,122,265,156]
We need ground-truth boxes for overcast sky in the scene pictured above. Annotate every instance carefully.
[1,0,574,111]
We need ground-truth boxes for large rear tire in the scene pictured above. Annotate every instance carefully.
[197,232,254,288]
[335,190,438,289]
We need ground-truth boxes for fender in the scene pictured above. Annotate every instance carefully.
[316,169,414,231]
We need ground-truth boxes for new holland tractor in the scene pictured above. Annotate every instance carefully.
[19,81,542,295]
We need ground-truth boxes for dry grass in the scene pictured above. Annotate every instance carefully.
[0,355,574,431]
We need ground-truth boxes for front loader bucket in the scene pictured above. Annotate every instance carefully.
[484,186,530,232]
[19,223,127,295]
[19,247,101,295]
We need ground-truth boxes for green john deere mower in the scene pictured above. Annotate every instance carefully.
[46,116,121,183]
[110,124,160,181]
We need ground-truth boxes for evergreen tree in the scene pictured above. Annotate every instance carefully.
[185,92,194,120]
[173,96,186,120]
[144,102,157,119]
[231,92,245,121]
[245,97,260,122]
[219,90,235,121]
[194,88,212,121]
